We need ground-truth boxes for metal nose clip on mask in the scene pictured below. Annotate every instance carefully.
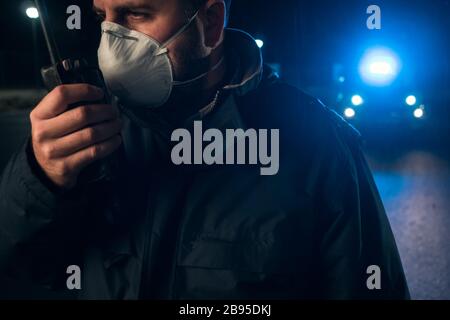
[98,11,223,109]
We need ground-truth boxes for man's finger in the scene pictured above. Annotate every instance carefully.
[43,104,119,139]
[32,84,104,119]
[66,135,122,172]
[49,119,123,158]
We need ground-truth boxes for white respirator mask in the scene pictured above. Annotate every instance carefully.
[98,11,222,109]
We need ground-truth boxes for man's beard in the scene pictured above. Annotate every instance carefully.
[152,23,225,124]
[170,23,211,83]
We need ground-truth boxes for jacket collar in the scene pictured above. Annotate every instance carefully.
[221,28,264,96]
[194,28,264,121]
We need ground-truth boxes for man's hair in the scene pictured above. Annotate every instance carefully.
[188,0,232,25]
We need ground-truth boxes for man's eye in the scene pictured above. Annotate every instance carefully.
[127,11,149,20]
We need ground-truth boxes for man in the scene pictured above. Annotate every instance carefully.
[0,0,409,299]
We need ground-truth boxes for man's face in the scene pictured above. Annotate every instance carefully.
[93,0,210,81]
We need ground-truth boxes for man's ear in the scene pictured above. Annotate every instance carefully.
[202,0,226,49]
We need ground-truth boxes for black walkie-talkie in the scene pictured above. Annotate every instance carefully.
[35,0,117,185]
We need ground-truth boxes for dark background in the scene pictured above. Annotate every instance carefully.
[0,0,449,299]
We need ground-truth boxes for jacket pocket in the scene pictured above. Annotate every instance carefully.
[175,235,300,299]
[178,236,290,274]
[94,232,140,300]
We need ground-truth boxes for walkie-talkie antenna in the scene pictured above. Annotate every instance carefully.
[34,0,60,65]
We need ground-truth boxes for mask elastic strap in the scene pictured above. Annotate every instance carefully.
[155,10,200,56]
[173,56,225,87]
[103,29,139,41]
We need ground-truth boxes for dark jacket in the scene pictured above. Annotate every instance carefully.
[0,29,409,299]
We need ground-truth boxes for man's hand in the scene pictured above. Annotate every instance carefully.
[30,84,123,189]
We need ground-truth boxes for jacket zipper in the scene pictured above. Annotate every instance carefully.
[138,184,157,299]
[138,91,223,299]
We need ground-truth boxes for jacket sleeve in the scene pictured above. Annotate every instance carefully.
[0,138,90,290]
[316,116,410,300]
